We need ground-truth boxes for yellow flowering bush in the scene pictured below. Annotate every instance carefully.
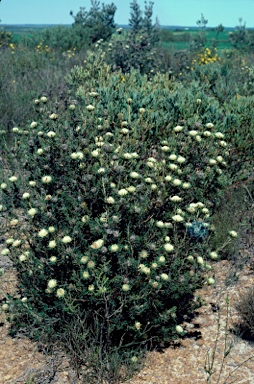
[194,47,220,65]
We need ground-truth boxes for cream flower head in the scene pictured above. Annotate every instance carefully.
[61,236,72,244]
[42,175,52,183]
[48,240,57,249]
[56,288,65,298]
[30,121,38,129]
[38,229,48,238]
[47,279,57,289]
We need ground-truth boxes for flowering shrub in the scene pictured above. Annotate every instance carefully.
[0,28,13,49]
[0,59,238,380]
[105,0,160,75]
[35,41,51,54]
[106,32,162,74]
[194,47,220,65]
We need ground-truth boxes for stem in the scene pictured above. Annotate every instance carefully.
[225,355,254,383]
[128,104,131,124]
[215,296,231,384]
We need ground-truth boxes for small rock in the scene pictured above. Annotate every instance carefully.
[196,339,204,347]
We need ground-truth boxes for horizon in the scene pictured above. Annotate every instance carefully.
[0,0,253,29]
[0,23,241,29]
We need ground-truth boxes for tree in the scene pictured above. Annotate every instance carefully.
[106,0,161,74]
[216,23,224,37]
[142,1,160,44]
[129,0,159,43]
[229,18,249,50]
[190,13,208,51]
[196,13,208,30]
[70,0,117,44]
[143,1,154,32]
[129,0,143,33]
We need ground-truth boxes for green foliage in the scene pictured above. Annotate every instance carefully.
[0,27,13,47]
[70,0,117,44]
[1,14,254,380]
[0,45,80,136]
[210,186,250,261]
[106,32,162,74]
[216,24,224,37]
[196,13,208,30]
[18,26,76,51]
[129,0,143,33]
[222,95,254,184]
[177,58,254,187]
[0,51,238,380]
[229,18,249,51]
[182,53,254,102]
[18,0,117,53]
[160,29,191,43]
[190,30,206,52]
[140,1,160,45]
[189,13,208,51]
[25,25,90,52]
[106,0,160,74]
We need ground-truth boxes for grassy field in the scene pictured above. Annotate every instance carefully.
[160,29,233,50]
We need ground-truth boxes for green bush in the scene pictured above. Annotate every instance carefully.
[222,95,254,184]
[159,29,176,43]
[0,44,88,138]
[170,48,254,173]
[179,53,254,101]
[18,1,117,53]
[0,51,239,382]
[210,186,250,262]
[106,32,163,74]
[228,18,253,51]
[19,25,90,52]
[0,27,13,48]
[70,0,117,44]
[105,0,160,74]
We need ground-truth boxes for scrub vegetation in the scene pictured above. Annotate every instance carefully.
[0,1,254,383]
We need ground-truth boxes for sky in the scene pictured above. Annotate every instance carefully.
[0,0,253,28]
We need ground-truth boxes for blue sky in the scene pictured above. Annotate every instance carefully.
[0,0,253,27]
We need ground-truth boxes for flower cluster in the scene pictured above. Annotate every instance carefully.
[195,48,220,65]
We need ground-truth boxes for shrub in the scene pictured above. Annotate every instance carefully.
[159,29,175,43]
[70,0,117,44]
[18,24,96,53]
[229,18,250,51]
[0,43,89,138]
[195,47,220,65]
[106,32,163,74]
[0,27,13,48]
[38,25,90,52]
[0,53,237,381]
[182,53,254,104]
[189,14,208,52]
[222,95,254,184]
[210,186,247,261]
[106,0,160,74]
[236,287,254,338]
